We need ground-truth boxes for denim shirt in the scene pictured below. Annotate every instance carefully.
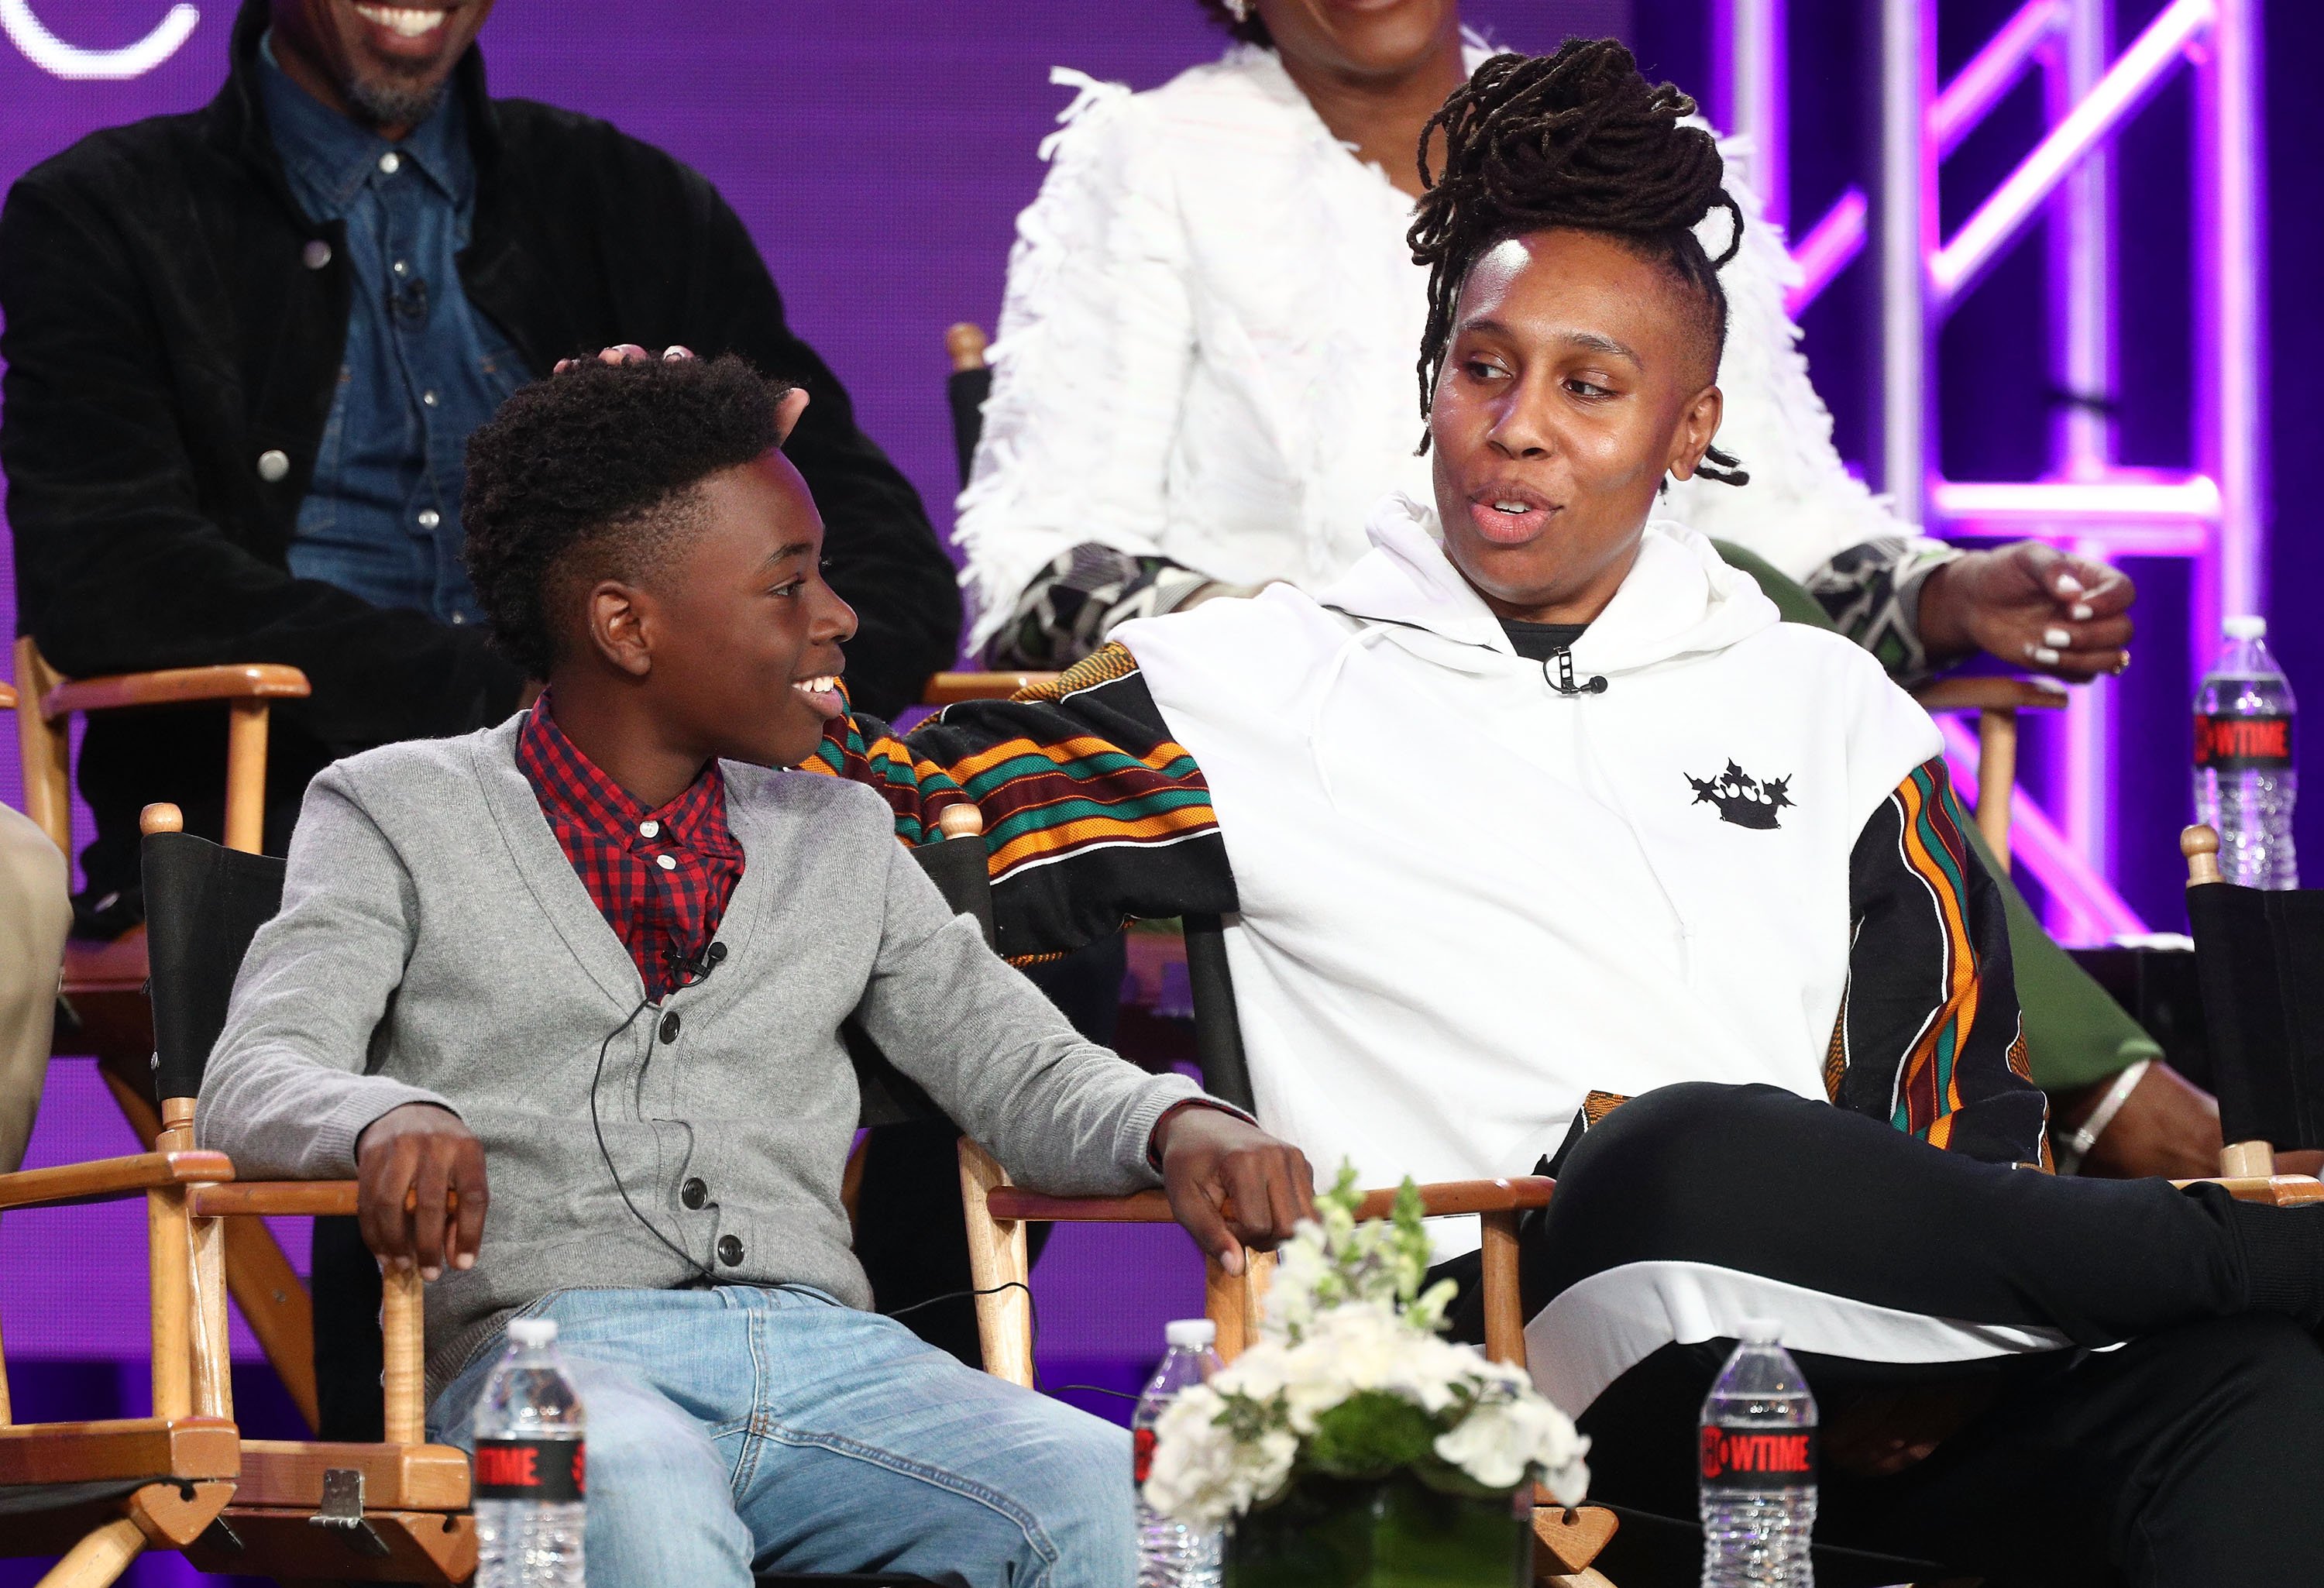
[260,36,528,625]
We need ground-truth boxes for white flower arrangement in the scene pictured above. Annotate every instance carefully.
[1144,1167,1590,1529]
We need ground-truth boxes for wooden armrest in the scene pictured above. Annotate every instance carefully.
[41,662,311,720]
[2172,1173,2324,1207]
[1912,676,2069,714]
[921,670,1060,706]
[0,1417,239,1487]
[0,1150,235,1211]
[984,1175,1555,1224]
[236,1439,470,1511]
[189,1180,359,1216]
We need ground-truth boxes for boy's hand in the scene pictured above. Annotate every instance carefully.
[1155,1105,1315,1277]
[355,1102,488,1281]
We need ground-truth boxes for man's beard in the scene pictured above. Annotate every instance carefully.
[343,69,449,129]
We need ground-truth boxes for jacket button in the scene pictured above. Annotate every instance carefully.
[681,1177,707,1210]
[302,239,332,270]
[717,1234,744,1266]
[256,449,290,483]
[658,1011,680,1044]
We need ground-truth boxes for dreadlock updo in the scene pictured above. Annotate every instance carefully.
[1408,40,1747,475]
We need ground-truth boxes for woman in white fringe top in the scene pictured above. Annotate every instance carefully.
[955,0,2136,692]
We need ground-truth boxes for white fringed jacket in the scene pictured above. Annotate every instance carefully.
[957,43,1941,671]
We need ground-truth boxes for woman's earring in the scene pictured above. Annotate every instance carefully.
[1226,0,1253,20]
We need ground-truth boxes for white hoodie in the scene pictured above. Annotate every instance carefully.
[1115,494,1941,1254]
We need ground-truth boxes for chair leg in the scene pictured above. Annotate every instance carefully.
[34,1518,146,1588]
[1204,1256,1248,1362]
[2220,1139,2278,1177]
[1975,706,2018,861]
[383,1262,428,1445]
[12,637,72,857]
[957,1138,1035,1387]
[1481,1208,1526,1366]
[1243,1247,1276,1336]
[101,1061,322,1430]
[222,701,270,854]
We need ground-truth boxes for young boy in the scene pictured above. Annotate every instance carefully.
[816,44,2324,1585]
[197,350,1313,1586]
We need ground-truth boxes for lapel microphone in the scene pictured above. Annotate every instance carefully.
[1544,648,1608,697]
[665,940,729,987]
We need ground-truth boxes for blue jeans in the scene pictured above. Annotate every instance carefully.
[428,1285,1133,1586]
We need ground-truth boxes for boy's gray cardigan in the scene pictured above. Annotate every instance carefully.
[198,717,1207,1396]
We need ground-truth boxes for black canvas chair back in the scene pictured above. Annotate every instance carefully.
[143,828,287,1102]
[1181,913,1254,1112]
[2185,878,2324,1153]
[845,834,993,1127]
[944,323,993,488]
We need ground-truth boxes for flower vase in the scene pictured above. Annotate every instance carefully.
[1225,1475,1532,1588]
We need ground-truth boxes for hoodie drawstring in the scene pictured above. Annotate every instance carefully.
[1305,623,1396,815]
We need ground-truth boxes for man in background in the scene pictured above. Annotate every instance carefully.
[1,0,959,930]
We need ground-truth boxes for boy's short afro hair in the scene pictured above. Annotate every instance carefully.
[462,353,792,679]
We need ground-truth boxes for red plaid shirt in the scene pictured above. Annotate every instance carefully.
[515,696,745,1002]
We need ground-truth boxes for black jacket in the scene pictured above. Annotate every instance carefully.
[2,0,960,899]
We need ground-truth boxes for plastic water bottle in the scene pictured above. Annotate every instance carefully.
[2195,615,2298,889]
[1135,1318,1225,1588]
[474,1318,585,1587]
[1700,1318,1816,1587]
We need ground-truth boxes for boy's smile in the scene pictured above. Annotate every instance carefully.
[548,447,858,809]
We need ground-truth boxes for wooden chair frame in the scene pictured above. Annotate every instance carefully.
[132,803,474,1582]
[955,1143,1618,1586]
[1910,675,2069,860]
[9,638,329,1442]
[0,1136,239,1587]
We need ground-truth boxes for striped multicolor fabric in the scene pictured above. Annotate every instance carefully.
[1835,756,2049,1166]
[798,699,971,847]
[827,644,1238,961]
[944,644,1220,887]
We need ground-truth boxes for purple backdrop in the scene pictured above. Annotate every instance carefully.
[4,1,2318,1580]
[0,5,1619,1583]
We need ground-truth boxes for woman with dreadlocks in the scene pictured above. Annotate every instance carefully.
[831,40,2324,1583]
[958,1,2216,1185]
[961,0,2133,689]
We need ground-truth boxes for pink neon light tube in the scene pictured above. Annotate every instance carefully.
[1933,0,2212,311]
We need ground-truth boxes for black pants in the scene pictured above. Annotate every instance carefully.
[1480,1083,2324,1587]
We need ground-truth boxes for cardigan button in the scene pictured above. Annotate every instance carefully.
[681,1177,708,1210]
[658,1011,680,1044]
[301,239,332,270]
[256,449,290,483]
[717,1234,744,1267]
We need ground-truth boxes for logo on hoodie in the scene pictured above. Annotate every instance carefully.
[1687,761,1793,830]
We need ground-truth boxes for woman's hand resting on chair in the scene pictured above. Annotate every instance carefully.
[1153,1104,1316,1277]
[355,1101,489,1282]
[1915,541,2134,680]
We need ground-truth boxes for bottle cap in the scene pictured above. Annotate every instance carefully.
[2224,614,2268,641]
[1738,1316,1783,1345]
[1165,1318,1217,1349]
[507,1318,559,1349]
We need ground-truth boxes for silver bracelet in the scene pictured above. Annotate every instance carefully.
[2053,1057,2152,1174]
